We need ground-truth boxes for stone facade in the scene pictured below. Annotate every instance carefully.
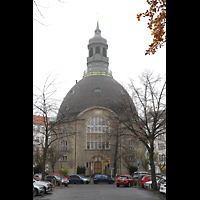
[51,106,145,176]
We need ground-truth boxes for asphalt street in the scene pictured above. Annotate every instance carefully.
[39,184,164,200]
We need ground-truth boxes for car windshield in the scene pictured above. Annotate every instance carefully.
[119,176,128,179]
[55,175,61,179]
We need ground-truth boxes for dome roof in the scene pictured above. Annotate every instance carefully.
[57,75,137,120]
[89,34,107,44]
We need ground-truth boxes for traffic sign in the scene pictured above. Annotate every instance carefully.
[137,160,140,167]
[109,167,114,170]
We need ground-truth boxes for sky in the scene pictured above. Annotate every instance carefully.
[33,0,166,102]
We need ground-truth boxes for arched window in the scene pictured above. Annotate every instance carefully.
[87,117,109,133]
[89,48,93,57]
[103,48,107,57]
[95,46,100,54]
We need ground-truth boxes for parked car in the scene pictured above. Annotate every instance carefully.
[68,174,90,184]
[34,173,47,180]
[45,174,69,186]
[56,174,69,186]
[33,178,53,193]
[45,175,61,186]
[144,178,161,189]
[49,173,68,179]
[33,184,36,197]
[33,182,45,196]
[93,174,114,184]
[140,175,161,187]
[159,179,166,194]
[116,174,134,187]
[134,171,150,176]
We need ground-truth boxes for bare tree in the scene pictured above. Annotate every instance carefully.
[33,74,72,180]
[47,145,63,173]
[33,0,69,26]
[114,70,166,190]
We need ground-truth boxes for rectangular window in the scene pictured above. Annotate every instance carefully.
[98,117,101,125]
[98,142,101,149]
[91,118,94,125]
[91,127,94,133]
[106,142,109,149]
[87,142,90,149]
[95,126,97,133]
[87,127,90,133]
[91,142,94,149]
[95,142,97,149]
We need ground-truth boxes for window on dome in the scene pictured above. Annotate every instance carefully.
[95,46,100,54]
[89,48,93,57]
[70,90,75,94]
[94,87,101,92]
[103,48,107,57]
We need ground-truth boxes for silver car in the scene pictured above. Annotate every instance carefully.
[33,182,45,196]
[33,178,53,193]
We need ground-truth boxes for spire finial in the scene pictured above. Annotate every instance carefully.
[95,20,101,34]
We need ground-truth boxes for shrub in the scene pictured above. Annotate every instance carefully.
[59,167,68,176]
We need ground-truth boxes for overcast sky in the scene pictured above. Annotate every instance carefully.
[33,0,166,101]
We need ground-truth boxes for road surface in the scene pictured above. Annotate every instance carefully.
[39,184,164,200]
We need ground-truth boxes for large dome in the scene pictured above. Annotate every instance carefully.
[57,22,137,120]
[57,75,137,120]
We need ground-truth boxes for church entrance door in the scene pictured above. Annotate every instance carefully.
[94,161,102,174]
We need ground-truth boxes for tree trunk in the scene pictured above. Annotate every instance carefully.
[42,147,47,181]
[113,133,119,176]
[148,144,157,190]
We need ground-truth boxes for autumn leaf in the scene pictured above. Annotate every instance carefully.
[136,0,166,55]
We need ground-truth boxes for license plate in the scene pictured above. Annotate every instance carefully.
[120,179,124,182]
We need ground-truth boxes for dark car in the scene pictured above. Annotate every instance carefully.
[93,174,114,184]
[68,174,90,184]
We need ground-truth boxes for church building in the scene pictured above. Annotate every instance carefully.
[51,21,145,176]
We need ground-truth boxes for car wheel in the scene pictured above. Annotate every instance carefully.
[86,181,89,184]
[35,188,38,196]
[65,183,68,187]
[117,184,119,187]
[80,180,84,184]
[94,180,98,184]
[109,181,112,184]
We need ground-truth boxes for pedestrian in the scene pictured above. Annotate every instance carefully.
[136,176,140,186]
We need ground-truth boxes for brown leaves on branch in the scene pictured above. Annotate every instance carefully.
[137,0,166,55]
